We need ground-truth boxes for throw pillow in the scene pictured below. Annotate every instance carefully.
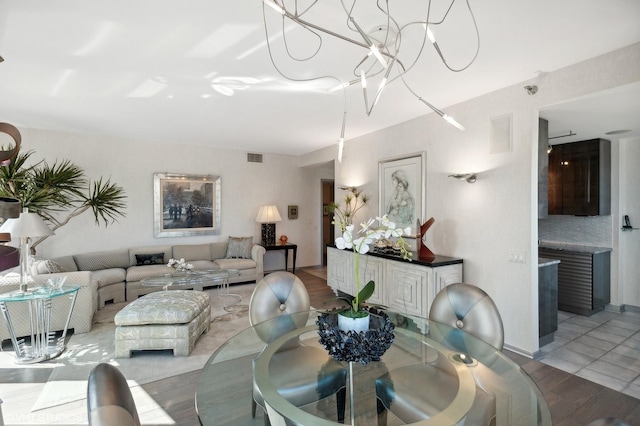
[135,253,165,266]
[226,237,253,259]
[29,256,65,275]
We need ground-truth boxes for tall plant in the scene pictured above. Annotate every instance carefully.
[0,149,127,253]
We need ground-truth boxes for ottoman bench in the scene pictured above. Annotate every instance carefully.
[114,290,210,358]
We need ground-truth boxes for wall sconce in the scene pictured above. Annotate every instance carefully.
[448,173,477,184]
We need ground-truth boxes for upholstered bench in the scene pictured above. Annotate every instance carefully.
[114,290,210,358]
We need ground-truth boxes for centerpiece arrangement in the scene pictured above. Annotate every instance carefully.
[318,189,412,364]
[167,258,193,272]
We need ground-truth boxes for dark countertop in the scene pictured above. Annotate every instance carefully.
[329,245,462,267]
[538,241,612,255]
[538,257,561,267]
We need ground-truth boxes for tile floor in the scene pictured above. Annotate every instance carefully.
[539,308,640,399]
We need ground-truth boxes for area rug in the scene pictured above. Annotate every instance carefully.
[0,283,258,424]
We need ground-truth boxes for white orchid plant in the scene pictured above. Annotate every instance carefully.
[167,258,193,272]
[335,214,412,317]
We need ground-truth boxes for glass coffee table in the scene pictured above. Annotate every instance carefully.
[0,285,79,364]
[141,269,241,308]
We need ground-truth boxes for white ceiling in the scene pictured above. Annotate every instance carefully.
[0,0,639,155]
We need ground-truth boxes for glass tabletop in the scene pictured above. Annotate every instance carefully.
[0,285,80,302]
[141,269,240,286]
[195,310,551,426]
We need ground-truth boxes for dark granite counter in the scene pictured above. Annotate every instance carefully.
[538,257,560,267]
[538,241,612,255]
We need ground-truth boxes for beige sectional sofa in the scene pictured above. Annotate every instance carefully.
[0,240,265,342]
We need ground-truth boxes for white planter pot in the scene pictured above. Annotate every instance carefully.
[338,312,370,334]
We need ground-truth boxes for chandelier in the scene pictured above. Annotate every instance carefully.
[261,0,480,161]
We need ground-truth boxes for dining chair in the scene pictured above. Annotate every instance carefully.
[249,271,346,426]
[87,363,140,426]
[376,283,503,426]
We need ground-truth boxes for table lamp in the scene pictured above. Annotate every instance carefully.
[0,208,54,292]
[255,205,281,246]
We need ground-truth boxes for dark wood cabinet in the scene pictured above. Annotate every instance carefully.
[548,138,611,216]
[539,248,610,316]
[538,259,559,346]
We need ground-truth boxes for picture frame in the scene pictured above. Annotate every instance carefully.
[288,205,298,220]
[153,173,221,237]
[378,152,426,238]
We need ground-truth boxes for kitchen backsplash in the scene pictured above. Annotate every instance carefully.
[538,215,613,247]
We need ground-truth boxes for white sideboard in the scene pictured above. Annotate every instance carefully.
[327,246,463,320]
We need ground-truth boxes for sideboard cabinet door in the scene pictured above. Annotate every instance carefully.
[386,262,427,317]
[428,264,464,313]
[327,247,353,295]
[360,255,386,305]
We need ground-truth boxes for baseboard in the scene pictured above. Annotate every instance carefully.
[623,304,640,313]
[605,304,624,313]
[503,343,535,359]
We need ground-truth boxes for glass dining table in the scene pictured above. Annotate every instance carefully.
[195,310,551,426]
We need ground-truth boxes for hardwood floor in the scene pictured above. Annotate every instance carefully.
[138,268,639,426]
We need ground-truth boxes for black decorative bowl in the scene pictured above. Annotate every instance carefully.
[316,307,395,365]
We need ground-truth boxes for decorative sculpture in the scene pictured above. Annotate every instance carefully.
[0,122,22,271]
[417,217,436,261]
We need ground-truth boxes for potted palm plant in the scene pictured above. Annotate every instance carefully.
[0,148,126,253]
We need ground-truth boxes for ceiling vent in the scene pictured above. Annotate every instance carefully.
[247,153,263,163]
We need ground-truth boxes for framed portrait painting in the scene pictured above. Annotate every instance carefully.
[154,173,221,237]
[378,152,426,238]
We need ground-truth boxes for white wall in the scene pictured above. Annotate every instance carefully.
[618,137,640,308]
[302,42,640,356]
[14,128,330,271]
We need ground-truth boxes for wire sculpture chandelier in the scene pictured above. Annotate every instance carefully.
[261,0,480,160]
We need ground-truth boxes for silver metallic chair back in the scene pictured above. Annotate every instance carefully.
[429,282,504,351]
[87,363,140,426]
[249,272,346,426]
[376,283,504,426]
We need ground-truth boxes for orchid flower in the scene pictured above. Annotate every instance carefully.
[332,211,412,313]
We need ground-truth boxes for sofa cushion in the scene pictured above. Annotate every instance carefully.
[29,256,65,275]
[189,260,219,271]
[92,268,127,288]
[225,237,253,259]
[173,244,212,261]
[74,249,130,271]
[134,253,165,266]
[215,258,256,270]
[129,246,172,266]
[126,264,171,282]
[51,255,79,272]
[210,243,228,260]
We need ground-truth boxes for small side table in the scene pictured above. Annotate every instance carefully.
[0,285,79,364]
[263,243,297,274]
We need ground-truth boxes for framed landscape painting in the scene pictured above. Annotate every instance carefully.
[378,152,426,238]
[154,173,221,237]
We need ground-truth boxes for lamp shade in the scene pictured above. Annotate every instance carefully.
[0,210,54,238]
[255,205,282,223]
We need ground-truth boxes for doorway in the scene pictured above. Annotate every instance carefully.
[321,179,335,266]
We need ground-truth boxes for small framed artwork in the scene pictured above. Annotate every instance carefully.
[153,173,221,237]
[288,205,298,220]
[378,152,426,238]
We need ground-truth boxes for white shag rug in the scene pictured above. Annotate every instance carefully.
[0,283,257,425]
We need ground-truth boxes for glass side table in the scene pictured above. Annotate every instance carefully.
[0,285,79,364]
